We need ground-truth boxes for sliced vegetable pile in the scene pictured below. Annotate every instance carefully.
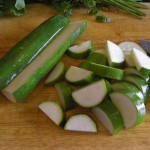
[39,39,150,135]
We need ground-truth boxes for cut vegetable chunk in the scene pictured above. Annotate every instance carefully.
[94,49,106,55]
[65,66,94,84]
[72,79,108,107]
[106,40,125,67]
[131,48,150,75]
[64,114,97,132]
[2,21,87,102]
[45,61,65,85]
[91,100,124,135]
[79,61,124,80]
[0,15,69,90]
[55,82,75,111]
[67,40,94,59]
[39,101,65,126]
[87,51,107,65]
[110,90,146,128]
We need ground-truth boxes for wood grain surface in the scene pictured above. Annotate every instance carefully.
[0,3,150,150]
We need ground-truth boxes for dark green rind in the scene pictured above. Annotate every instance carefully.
[139,67,150,75]
[110,90,146,128]
[80,61,124,80]
[0,15,69,90]
[13,21,87,102]
[92,100,124,135]
[87,52,108,65]
[55,82,75,111]
[67,41,94,59]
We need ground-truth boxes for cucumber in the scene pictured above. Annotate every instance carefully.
[2,21,87,102]
[106,40,125,67]
[131,48,150,75]
[111,81,144,101]
[45,61,65,85]
[55,82,75,111]
[119,41,146,54]
[123,75,149,94]
[124,67,149,82]
[0,15,69,90]
[110,90,146,128]
[124,53,135,67]
[87,51,107,65]
[94,49,106,55]
[72,79,109,108]
[65,66,94,84]
[64,114,97,132]
[67,40,94,59]
[91,100,124,135]
[80,61,124,80]
[39,101,65,127]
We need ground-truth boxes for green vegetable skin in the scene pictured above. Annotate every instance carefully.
[0,15,69,90]
[2,21,87,102]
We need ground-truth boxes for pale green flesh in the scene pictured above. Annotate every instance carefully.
[94,49,106,55]
[65,66,93,83]
[72,80,107,107]
[39,101,64,126]
[124,53,135,67]
[131,48,150,74]
[64,114,97,132]
[45,61,65,84]
[106,40,125,66]
[68,40,92,53]
[2,21,86,102]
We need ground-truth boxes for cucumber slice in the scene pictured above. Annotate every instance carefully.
[123,75,149,94]
[124,67,149,82]
[110,90,146,128]
[94,49,106,55]
[91,100,124,135]
[124,53,135,67]
[39,101,65,126]
[106,40,125,67]
[112,81,144,101]
[64,114,97,132]
[67,40,94,59]
[45,61,65,85]
[2,21,87,102]
[87,51,107,65]
[80,61,124,80]
[55,82,75,111]
[65,66,94,84]
[131,48,150,75]
[72,79,108,107]
[119,41,146,54]
[0,15,69,90]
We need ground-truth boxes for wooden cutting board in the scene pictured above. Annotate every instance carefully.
[0,3,150,150]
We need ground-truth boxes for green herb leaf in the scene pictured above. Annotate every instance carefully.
[96,14,112,23]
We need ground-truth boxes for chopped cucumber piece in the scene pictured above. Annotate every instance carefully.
[2,21,87,102]
[55,82,75,111]
[39,101,65,126]
[45,61,65,85]
[94,49,106,55]
[131,48,150,75]
[72,79,108,107]
[91,100,124,135]
[124,53,135,67]
[79,61,124,80]
[67,40,94,59]
[119,41,146,54]
[123,75,149,94]
[87,51,107,65]
[124,67,149,82]
[65,66,94,84]
[110,90,146,128]
[106,40,125,67]
[112,81,144,101]
[64,114,97,132]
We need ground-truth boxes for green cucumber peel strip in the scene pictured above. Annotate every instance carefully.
[91,99,124,135]
[0,15,69,90]
[2,21,87,102]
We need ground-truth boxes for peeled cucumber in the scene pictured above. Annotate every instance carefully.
[0,15,69,90]
[2,21,87,102]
